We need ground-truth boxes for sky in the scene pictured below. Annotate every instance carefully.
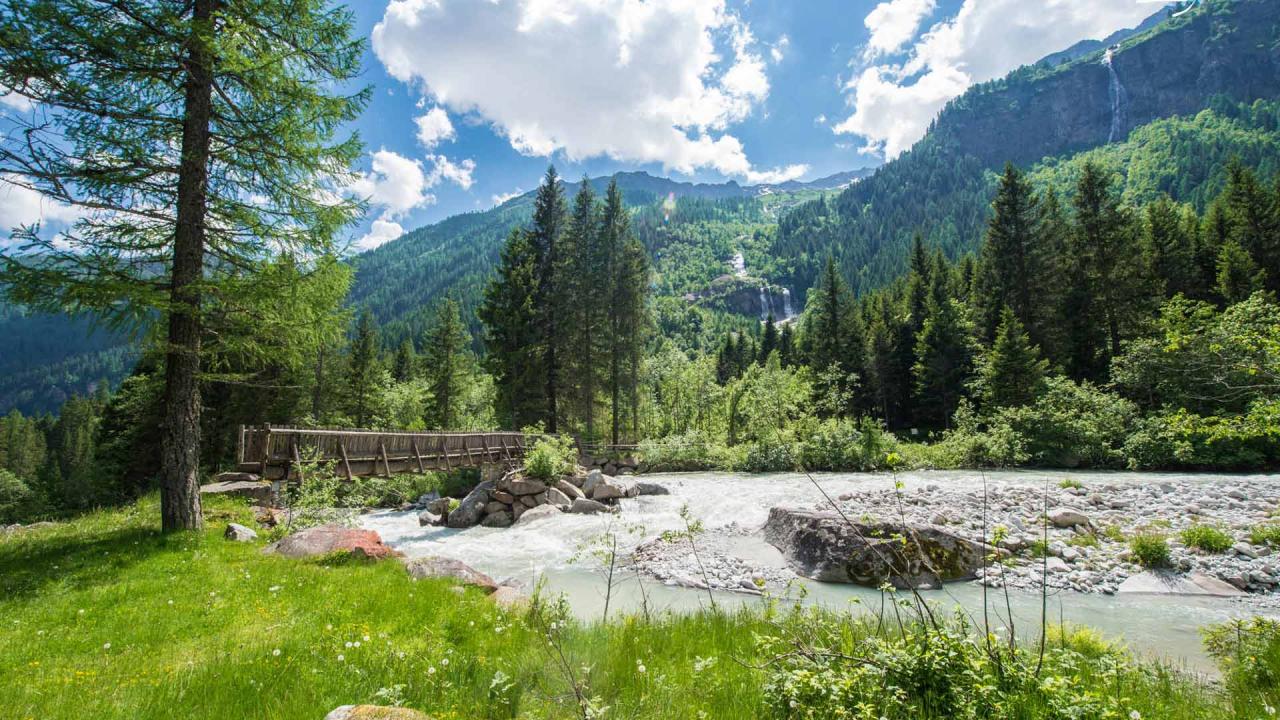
[0,0,1168,252]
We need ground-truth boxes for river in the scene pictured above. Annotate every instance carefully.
[361,469,1280,672]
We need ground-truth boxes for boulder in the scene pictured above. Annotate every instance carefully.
[516,504,563,526]
[1233,542,1259,559]
[511,503,527,522]
[1117,570,1244,597]
[325,705,430,720]
[555,480,585,501]
[481,511,513,528]
[223,523,258,542]
[263,525,398,560]
[632,482,670,496]
[200,479,276,506]
[484,501,508,515]
[544,487,572,508]
[403,556,498,593]
[426,497,452,516]
[1047,507,1090,528]
[763,507,990,589]
[570,497,613,515]
[582,470,606,496]
[592,480,626,502]
[604,462,619,475]
[416,510,440,527]
[519,495,537,508]
[491,489,516,504]
[507,479,547,496]
[446,480,495,529]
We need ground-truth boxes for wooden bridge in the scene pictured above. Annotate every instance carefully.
[235,425,531,481]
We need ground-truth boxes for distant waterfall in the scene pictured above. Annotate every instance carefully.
[1104,47,1128,143]
[758,286,773,321]
[781,288,794,320]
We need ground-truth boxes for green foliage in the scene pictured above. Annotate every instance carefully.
[1130,532,1172,568]
[1124,400,1280,471]
[1179,524,1235,553]
[0,469,35,524]
[1249,525,1280,546]
[975,308,1048,408]
[1058,478,1083,490]
[523,436,575,481]
[1202,616,1280,710]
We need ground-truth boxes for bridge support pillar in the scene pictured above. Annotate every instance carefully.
[480,463,504,484]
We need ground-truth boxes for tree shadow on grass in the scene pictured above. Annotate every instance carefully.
[0,524,182,601]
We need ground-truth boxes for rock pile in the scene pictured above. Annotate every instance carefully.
[422,469,667,529]
[579,454,645,476]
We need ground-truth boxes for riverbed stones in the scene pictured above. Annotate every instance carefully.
[417,510,440,527]
[481,510,513,528]
[1117,570,1244,597]
[223,523,258,542]
[763,507,990,589]
[403,556,498,593]
[447,480,495,529]
[1048,508,1090,528]
[554,479,584,501]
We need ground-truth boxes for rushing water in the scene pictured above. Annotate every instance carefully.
[363,470,1280,672]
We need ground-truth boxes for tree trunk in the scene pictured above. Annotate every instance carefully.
[161,0,216,532]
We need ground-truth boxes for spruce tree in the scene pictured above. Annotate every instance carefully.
[912,274,974,431]
[1222,160,1280,291]
[975,163,1044,343]
[1143,197,1199,299]
[778,323,795,368]
[423,298,471,429]
[563,178,604,438]
[480,229,544,429]
[0,0,366,530]
[980,308,1048,409]
[346,311,380,428]
[803,257,864,417]
[392,340,417,383]
[529,167,569,433]
[1216,239,1267,304]
[759,315,779,365]
[600,179,649,443]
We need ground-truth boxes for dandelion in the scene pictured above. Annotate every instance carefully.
[167,600,174,606]
[636,663,646,674]
[337,654,345,662]
[268,586,281,593]
[77,609,84,615]
[103,643,111,650]
[344,641,353,648]
[1266,706,1276,716]
[272,649,281,657]
[428,666,436,675]
[363,635,370,642]
[440,658,449,667]
[1129,712,1141,720]
[468,621,474,627]
[353,641,361,648]
[326,624,333,631]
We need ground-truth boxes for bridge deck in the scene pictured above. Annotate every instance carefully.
[235,425,529,481]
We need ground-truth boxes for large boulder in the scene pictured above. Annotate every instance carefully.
[416,510,441,527]
[446,480,495,529]
[582,470,607,496]
[554,479,585,501]
[1047,507,1090,528]
[263,525,398,560]
[763,507,990,589]
[570,497,613,515]
[1117,571,1244,597]
[507,479,547,496]
[481,511,514,528]
[325,705,430,720]
[592,480,626,502]
[200,478,276,506]
[544,487,572,508]
[516,504,563,525]
[632,482,670,496]
[403,556,498,593]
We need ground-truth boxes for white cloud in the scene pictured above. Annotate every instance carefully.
[414,106,456,148]
[770,35,789,64]
[491,189,523,207]
[863,0,935,58]
[427,154,475,190]
[373,0,799,183]
[0,91,32,112]
[0,175,80,239]
[745,164,808,185]
[837,0,1155,159]
[349,149,435,218]
[353,218,405,251]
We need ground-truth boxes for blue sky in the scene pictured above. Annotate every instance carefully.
[0,0,1167,252]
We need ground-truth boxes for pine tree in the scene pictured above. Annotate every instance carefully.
[529,167,569,433]
[715,335,738,384]
[347,311,380,428]
[1222,160,1280,291]
[423,298,471,429]
[980,308,1048,409]
[759,315,779,365]
[1216,239,1267,304]
[392,340,417,382]
[563,178,604,438]
[480,229,544,429]
[1143,197,1199,299]
[913,274,975,431]
[600,179,649,443]
[778,323,795,368]
[0,0,366,530]
[975,163,1044,343]
[802,257,865,417]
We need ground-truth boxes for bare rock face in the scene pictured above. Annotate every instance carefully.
[763,507,990,589]
[446,480,495,529]
[263,525,398,560]
[403,556,498,593]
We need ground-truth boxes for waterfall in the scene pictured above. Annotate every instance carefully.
[758,286,773,321]
[781,288,794,320]
[1104,47,1128,143]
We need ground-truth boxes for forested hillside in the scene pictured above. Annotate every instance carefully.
[772,0,1280,301]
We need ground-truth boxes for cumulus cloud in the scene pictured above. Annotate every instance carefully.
[349,149,435,219]
[0,175,80,241]
[414,106,456,148]
[353,218,405,252]
[427,154,475,190]
[837,0,1155,159]
[863,0,935,58]
[491,189,524,207]
[372,0,804,182]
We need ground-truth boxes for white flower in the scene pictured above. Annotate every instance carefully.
[344,641,353,648]
[167,600,174,606]
[103,643,111,650]
[1129,712,1140,720]
[636,664,647,674]
[363,635,370,642]
[272,649,281,657]
[441,658,449,667]
[468,621,474,627]
[77,609,84,615]
[1266,706,1276,716]
[354,641,361,648]
[428,666,436,675]
[337,654,345,662]
[326,624,333,630]
[268,585,281,593]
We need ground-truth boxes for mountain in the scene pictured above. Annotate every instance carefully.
[771,0,1280,300]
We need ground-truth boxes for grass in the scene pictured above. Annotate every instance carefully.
[1249,524,1280,547]
[1130,532,1172,568]
[1180,524,1235,553]
[0,495,1273,719]
[1058,478,1084,490]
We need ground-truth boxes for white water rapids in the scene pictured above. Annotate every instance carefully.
[363,470,1278,671]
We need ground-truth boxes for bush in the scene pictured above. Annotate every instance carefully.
[741,438,798,473]
[1124,400,1280,471]
[1130,532,1171,568]
[1250,524,1280,546]
[1058,478,1083,490]
[1180,524,1234,553]
[638,431,732,471]
[1203,617,1280,706]
[524,436,575,480]
[0,469,37,524]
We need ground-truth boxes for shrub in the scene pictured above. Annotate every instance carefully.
[1203,617,1280,704]
[741,439,797,473]
[1180,524,1234,553]
[1101,525,1126,543]
[1124,400,1280,471]
[1130,532,1171,568]
[0,469,37,524]
[524,436,575,480]
[638,431,731,471]
[1058,478,1083,490]
[1250,524,1280,546]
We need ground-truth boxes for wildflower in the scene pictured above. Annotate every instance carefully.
[636,663,646,674]
[441,658,449,667]
[337,654,345,662]
[167,600,174,606]
[353,641,361,648]
[268,586,281,593]
[1266,707,1276,716]
[428,666,436,675]
[1129,712,1141,720]
[363,635,370,642]
[103,643,111,650]
[468,621,474,627]
[77,609,84,615]
[326,624,333,631]
[344,641,353,648]
[272,649,281,657]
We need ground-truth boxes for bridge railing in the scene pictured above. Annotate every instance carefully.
[236,425,530,481]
